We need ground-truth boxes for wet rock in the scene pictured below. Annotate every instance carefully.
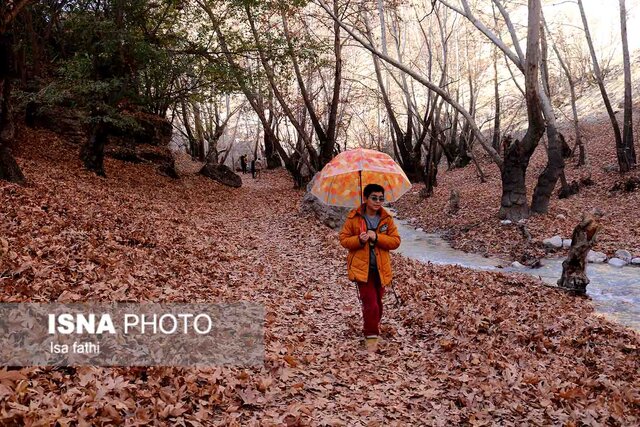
[511,261,524,268]
[543,236,563,249]
[562,239,572,249]
[500,220,512,225]
[587,250,607,263]
[416,227,423,232]
[614,249,632,263]
[631,258,640,266]
[608,258,626,268]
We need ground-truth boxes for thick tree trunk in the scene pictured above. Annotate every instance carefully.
[264,127,281,169]
[531,20,566,214]
[499,0,545,220]
[531,120,564,213]
[557,213,600,294]
[81,120,107,177]
[499,139,531,220]
[0,32,25,183]
[0,144,24,183]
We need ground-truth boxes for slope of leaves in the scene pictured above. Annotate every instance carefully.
[1,127,639,425]
[394,115,640,262]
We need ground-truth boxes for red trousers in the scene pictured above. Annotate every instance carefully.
[357,270,385,337]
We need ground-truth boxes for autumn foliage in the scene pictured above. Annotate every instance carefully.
[0,128,638,424]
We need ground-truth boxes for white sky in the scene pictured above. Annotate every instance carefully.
[545,0,640,52]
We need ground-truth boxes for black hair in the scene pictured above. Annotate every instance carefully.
[363,183,384,198]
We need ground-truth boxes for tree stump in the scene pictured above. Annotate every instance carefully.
[557,213,600,294]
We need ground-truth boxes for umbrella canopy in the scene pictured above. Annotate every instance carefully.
[311,148,411,207]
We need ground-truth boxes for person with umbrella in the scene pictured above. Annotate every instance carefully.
[311,149,407,352]
[339,184,400,352]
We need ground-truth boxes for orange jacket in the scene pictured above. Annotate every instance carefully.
[339,205,401,286]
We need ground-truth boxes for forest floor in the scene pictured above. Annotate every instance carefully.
[1,127,639,425]
[393,115,640,265]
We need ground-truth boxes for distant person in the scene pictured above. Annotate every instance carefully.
[240,155,247,174]
[339,184,400,352]
[250,158,256,179]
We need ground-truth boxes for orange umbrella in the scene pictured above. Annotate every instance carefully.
[311,148,411,208]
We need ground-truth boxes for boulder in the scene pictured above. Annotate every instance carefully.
[511,261,524,268]
[631,257,640,266]
[543,235,563,249]
[300,175,350,230]
[105,144,178,178]
[614,249,632,263]
[587,250,607,263]
[562,239,572,249]
[28,105,87,144]
[555,214,566,220]
[500,220,512,225]
[129,112,173,146]
[607,258,626,268]
[200,163,242,188]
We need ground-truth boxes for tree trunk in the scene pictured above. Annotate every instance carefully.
[577,0,629,172]
[499,0,545,220]
[0,32,25,184]
[499,140,532,220]
[619,0,636,169]
[557,213,600,294]
[492,46,501,152]
[543,16,585,167]
[81,120,107,177]
[531,18,566,214]
[531,126,564,212]
[264,114,281,169]
[0,144,24,183]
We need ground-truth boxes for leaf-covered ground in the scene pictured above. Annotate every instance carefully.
[1,128,639,425]
[394,115,640,264]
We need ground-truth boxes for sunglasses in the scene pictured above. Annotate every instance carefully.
[369,196,385,202]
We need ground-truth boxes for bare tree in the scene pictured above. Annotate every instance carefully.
[619,0,636,170]
[440,0,564,217]
[315,0,502,166]
[280,1,343,171]
[577,0,634,172]
[499,0,545,219]
[543,16,585,166]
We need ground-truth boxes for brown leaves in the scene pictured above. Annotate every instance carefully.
[1,127,639,425]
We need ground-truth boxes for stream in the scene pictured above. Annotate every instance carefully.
[394,217,640,332]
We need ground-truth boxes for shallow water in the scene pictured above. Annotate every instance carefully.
[394,218,640,332]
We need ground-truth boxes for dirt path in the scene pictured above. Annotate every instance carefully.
[1,130,639,425]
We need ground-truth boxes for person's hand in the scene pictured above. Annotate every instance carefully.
[359,232,369,243]
[366,230,377,241]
